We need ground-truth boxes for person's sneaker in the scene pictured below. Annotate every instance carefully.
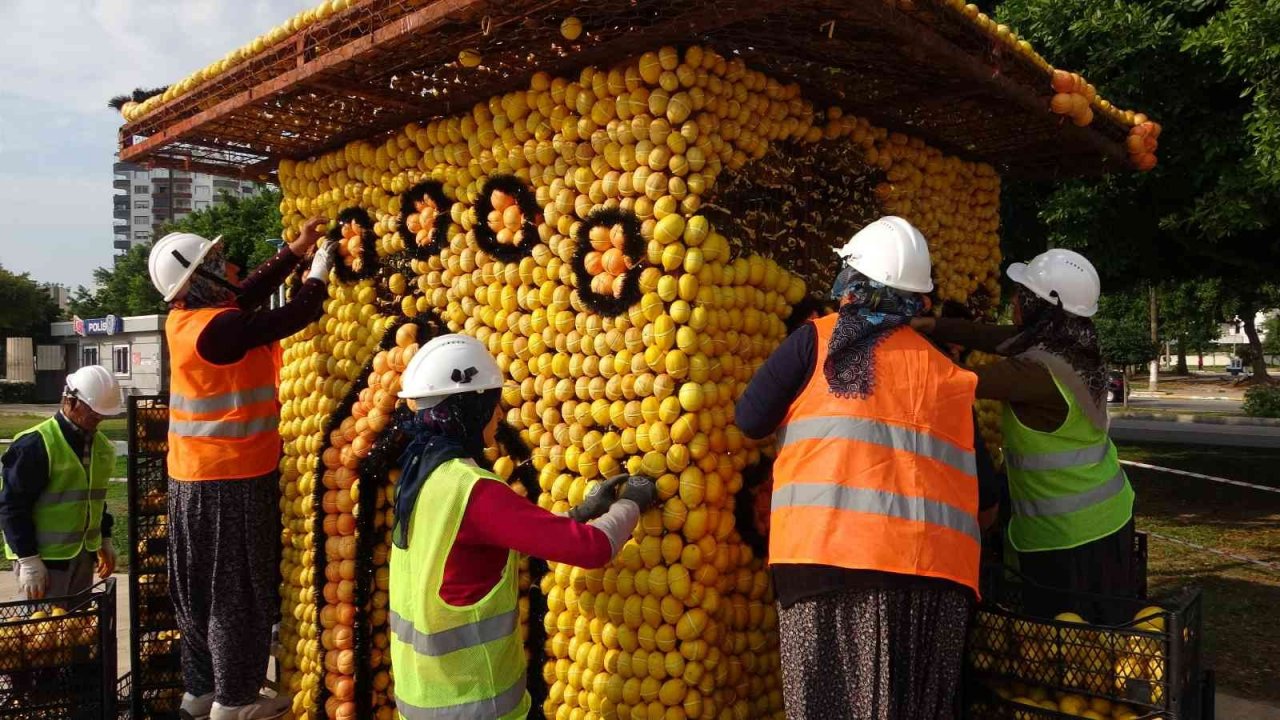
[180,692,215,720]
[209,696,291,720]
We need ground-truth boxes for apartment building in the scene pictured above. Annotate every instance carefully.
[112,162,260,252]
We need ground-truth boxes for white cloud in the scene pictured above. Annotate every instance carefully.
[0,0,313,287]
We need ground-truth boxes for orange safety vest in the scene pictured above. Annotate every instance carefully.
[770,314,982,595]
[165,308,281,481]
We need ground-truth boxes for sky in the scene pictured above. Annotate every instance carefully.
[0,0,313,291]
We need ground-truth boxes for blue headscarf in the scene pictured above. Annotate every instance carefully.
[392,388,500,549]
[824,266,926,398]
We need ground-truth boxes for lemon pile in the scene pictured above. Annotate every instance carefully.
[0,607,99,672]
[971,607,1174,717]
[966,350,1004,468]
[269,43,1012,719]
[277,279,391,720]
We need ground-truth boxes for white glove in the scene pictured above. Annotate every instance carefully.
[16,556,49,600]
[307,241,337,282]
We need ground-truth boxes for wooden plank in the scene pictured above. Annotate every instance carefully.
[120,0,484,164]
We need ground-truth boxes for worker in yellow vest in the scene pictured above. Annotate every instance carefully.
[148,220,334,720]
[737,217,996,719]
[2,366,121,600]
[914,249,1136,611]
[390,334,658,720]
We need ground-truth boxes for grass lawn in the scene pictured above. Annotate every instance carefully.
[0,414,127,442]
[1116,441,1280,702]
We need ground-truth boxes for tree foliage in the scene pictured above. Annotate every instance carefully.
[1094,289,1158,368]
[161,189,282,271]
[995,0,1280,376]
[0,265,62,340]
[1263,313,1280,355]
[69,189,282,318]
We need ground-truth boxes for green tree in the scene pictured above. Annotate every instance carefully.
[161,189,282,270]
[70,189,282,317]
[1095,288,1158,370]
[1263,314,1280,356]
[0,265,62,340]
[994,0,1280,381]
[1160,279,1223,373]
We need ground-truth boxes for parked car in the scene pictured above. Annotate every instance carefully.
[1107,370,1128,403]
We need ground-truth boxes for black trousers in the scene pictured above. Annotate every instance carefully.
[167,473,281,706]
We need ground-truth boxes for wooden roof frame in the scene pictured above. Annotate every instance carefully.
[119,0,1134,181]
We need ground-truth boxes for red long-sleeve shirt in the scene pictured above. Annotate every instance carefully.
[440,479,616,605]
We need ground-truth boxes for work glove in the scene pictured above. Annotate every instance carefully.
[307,240,338,282]
[96,544,118,580]
[16,556,49,600]
[619,474,659,512]
[567,474,629,523]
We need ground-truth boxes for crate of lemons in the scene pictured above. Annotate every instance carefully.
[969,602,1196,718]
[0,604,102,673]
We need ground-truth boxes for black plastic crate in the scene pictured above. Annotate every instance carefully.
[966,680,1160,719]
[968,566,1203,718]
[128,456,168,518]
[133,687,182,720]
[116,673,132,720]
[0,579,118,719]
[132,630,182,690]
[128,397,169,458]
[130,515,170,577]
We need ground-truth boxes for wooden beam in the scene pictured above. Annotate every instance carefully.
[120,0,484,164]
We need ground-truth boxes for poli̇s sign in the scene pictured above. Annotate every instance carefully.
[73,315,123,336]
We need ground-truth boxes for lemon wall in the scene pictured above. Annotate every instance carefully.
[273,43,1002,720]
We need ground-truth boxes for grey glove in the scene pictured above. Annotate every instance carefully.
[567,474,629,523]
[16,556,48,600]
[619,474,659,511]
[307,240,338,282]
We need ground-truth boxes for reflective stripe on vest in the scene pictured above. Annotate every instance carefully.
[1010,468,1128,518]
[169,414,281,439]
[768,317,982,595]
[37,529,100,546]
[1002,360,1135,552]
[38,489,109,504]
[169,385,277,414]
[395,676,527,720]
[779,416,977,477]
[389,609,517,657]
[773,482,981,543]
[166,308,281,481]
[3,418,113,561]
[1006,441,1109,472]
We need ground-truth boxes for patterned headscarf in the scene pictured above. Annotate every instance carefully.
[392,388,501,549]
[1000,286,1108,407]
[177,243,238,308]
[824,266,926,398]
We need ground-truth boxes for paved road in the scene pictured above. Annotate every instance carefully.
[1110,418,1280,448]
[1121,397,1244,415]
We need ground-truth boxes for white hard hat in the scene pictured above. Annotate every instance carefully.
[65,365,122,416]
[835,216,934,293]
[398,334,505,408]
[1007,249,1101,317]
[148,232,222,302]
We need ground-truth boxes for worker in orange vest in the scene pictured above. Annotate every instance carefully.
[148,220,333,720]
[736,217,998,720]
